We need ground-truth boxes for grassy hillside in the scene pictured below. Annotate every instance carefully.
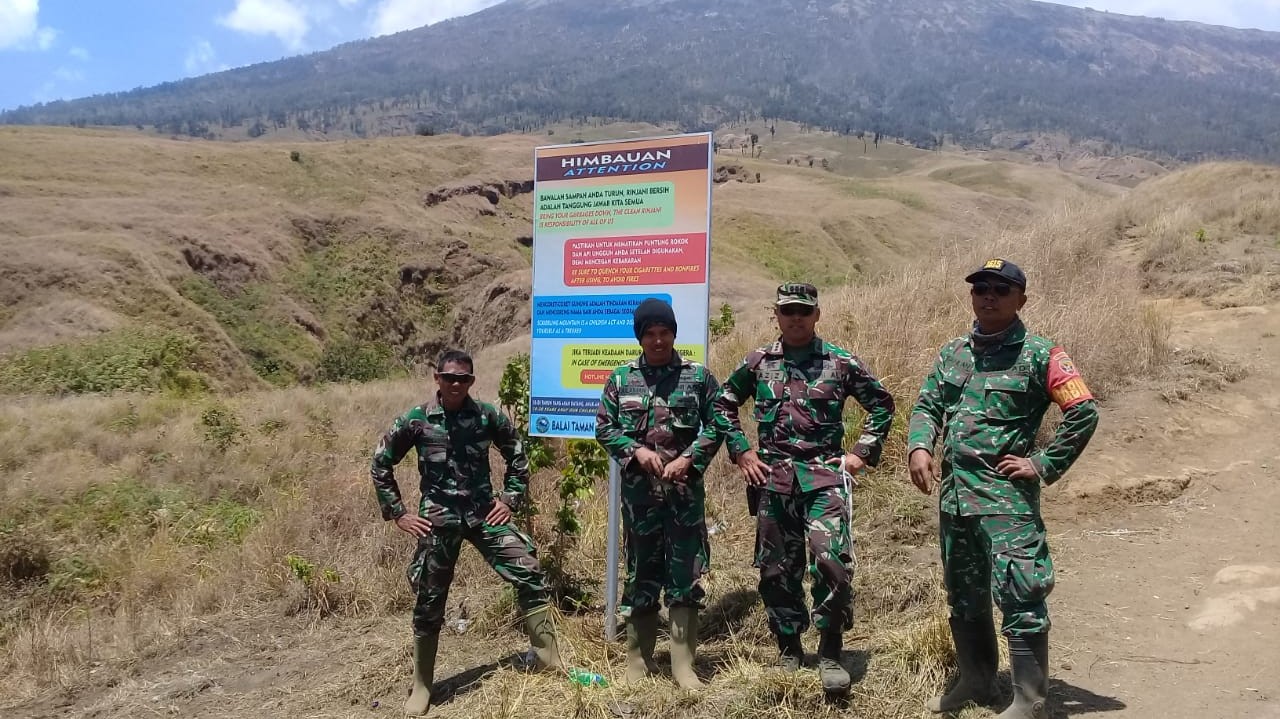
[0,123,1102,394]
[3,124,1277,718]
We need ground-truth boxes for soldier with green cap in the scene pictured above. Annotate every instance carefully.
[595,297,724,690]
[908,259,1099,719]
[715,282,896,696]
[370,348,563,717]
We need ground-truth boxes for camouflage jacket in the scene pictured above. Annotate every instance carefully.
[595,352,724,505]
[716,336,896,494]
[907,319,1100,516]
[370,395,530,528]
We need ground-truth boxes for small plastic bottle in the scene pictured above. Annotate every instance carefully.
[568,668,609,687]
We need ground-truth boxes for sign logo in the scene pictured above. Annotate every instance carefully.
[535,416,551,434]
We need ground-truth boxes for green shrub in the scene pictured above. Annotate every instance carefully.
[709,302,736,339]
[317,337,394,383]
[200,404,244,451]
[0,329,204,395]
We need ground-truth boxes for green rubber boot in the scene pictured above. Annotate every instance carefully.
[668,607,704,690]
[624,612,659,682]
[404,633,438,717]
[524,605,564,672]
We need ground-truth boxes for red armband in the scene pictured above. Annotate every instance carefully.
[1047,346,1093,410]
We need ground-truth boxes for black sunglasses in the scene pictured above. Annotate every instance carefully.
[778,304,815,317]
[970,281,1014,297]
[438,372,475,384]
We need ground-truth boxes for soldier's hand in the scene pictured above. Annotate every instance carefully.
[484,500,513,526]
[997,455,1039,481]
[908,449,937,495]
[737,450,769,487]
[633,447,665,477]
[394,514,434,537]
[662,455,693,483]
[825,452,867,480]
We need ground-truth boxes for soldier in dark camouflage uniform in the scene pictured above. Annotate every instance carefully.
[371,349,562,717]
[908,259,1099,719]
[595,298,723,690]
[715,283,896,695]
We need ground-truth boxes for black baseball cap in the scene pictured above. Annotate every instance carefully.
[964,258,1027,290]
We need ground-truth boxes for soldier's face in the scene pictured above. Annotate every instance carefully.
[639,325,675,365]
[775,303,820,345]
[969,277,1026,332]
[434,360,475,408]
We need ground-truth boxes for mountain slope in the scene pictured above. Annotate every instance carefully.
[4,0,1280,160]
[0,122,1103,392]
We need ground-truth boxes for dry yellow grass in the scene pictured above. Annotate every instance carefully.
[1112,162,1280,306]
[1,204,1166,719]
[5,128,1267,719]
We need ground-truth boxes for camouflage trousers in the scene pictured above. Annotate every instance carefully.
[407,521,550,636]
[621,479,709,617]
[940,512,1055,636]
[755,486,854,635]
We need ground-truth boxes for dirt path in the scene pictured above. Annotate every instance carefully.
[1045,300,1280,718]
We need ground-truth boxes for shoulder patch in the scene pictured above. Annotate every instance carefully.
[1047,346,1093,409]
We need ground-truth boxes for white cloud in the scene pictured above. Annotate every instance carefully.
[337,0,361,7]
[184,38,222,76]
[52,66,83,82]
[220,0,310,50]
[69,45,89,60]
[0,0,58,51]
[34,25,55,49]
[370,0,502,36]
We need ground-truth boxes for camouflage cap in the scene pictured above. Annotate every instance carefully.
[776,282,818,306]
[964,257,1027,290]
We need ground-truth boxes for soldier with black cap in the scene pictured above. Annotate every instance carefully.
[714,282,896,696]
[594,297,725,689]
[907,259,1100,718]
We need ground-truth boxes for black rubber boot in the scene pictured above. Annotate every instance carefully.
[996,632,1049,719]
[927,616,999,713]
[775,632,804,672]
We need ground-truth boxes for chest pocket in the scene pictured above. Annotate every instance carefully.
[751,364,786,425]
[417,426,449,477]
[983,375,1031,421]
[807,378,843,425]
[667,394,701,430]
[618,395,649,432]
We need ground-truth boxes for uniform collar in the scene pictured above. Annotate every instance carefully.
[968,317,1027,348]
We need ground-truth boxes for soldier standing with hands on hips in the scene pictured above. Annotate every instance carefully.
[595,298,724,690]
[715,282,896,696]
[908,259,1099,719]
[371,349,564,717]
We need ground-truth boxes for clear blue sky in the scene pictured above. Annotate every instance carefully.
[3,0,1279,113]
